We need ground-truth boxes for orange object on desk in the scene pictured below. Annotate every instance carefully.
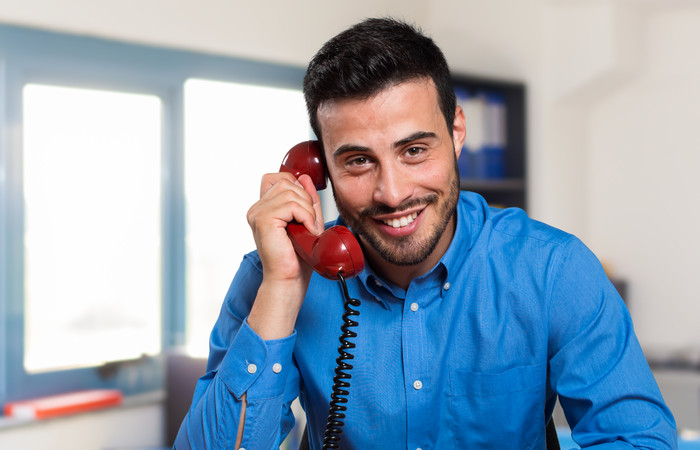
[3,389,123,419]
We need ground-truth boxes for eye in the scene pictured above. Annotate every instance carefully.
[347,156,370,167]
[404,146,428,160]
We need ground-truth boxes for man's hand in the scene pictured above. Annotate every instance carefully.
[245,172,325,340]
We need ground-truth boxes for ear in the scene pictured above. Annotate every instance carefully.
[452,105,466,160]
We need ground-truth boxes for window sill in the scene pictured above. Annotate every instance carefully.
[0,390,165,430]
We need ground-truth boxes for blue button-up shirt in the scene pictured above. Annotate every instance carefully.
[176,191,676,449]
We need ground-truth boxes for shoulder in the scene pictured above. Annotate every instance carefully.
[491,210,572,248]
[458,191,574,250]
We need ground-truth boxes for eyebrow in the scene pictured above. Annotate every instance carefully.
[393,131,438,148]
[331,131,438,159]
[332,144,370,159]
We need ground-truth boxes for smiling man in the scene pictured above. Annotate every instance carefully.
[176,18,677,449]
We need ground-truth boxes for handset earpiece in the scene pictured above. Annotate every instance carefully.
[280,141,364,280]
[280,140,327,191]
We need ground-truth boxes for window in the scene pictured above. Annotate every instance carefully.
[0,24,308,405]
[23,84,162,372]
[184,79,310,357]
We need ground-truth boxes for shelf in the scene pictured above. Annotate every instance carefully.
[452,74,526,210]
[460,178,525,192]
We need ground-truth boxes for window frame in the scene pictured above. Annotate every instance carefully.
[0,24,306,406]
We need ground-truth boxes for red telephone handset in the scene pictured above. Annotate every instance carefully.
[280,141,365,280]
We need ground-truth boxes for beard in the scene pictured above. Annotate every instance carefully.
[333,159,461,267]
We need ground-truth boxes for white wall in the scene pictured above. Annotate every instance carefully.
[538,1,700,352]
[585,5,700,350]
[0,0,428,67]
[1,0,699,439]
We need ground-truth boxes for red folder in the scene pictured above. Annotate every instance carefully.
[3,389,123,419]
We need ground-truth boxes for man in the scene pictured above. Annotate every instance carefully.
[176,18,676,449]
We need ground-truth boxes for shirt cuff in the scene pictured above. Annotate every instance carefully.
[217,317,297,400]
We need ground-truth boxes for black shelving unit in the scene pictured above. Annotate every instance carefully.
[452,74,527,209]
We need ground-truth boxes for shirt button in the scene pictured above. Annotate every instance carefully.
[410,302,419,312]
[374,279,382,287]
[247,363,257,374]
[413,380,423,390]
[272,363,282,373]
[444,282,451,290]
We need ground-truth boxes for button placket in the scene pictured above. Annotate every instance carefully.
[403,285,432,450]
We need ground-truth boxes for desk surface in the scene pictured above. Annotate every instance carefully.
[557,429,700,449]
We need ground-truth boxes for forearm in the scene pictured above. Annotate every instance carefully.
[548,238,677,448]
[175,377,294,450]
[175,319,300,449]
[175,374,247,449]
[247,277,308,341]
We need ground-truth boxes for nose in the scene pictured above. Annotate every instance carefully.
[372,161,413,209]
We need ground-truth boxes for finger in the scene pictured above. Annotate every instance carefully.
[260,172,298,198]
[296,174,324,234]
[252,181,319,235]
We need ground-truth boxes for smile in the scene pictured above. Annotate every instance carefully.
[382,212,419,228]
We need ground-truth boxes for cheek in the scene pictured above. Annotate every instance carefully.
[333,177,373,211]
[415,164,453,191]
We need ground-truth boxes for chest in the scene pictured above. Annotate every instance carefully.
[293,270,550,448]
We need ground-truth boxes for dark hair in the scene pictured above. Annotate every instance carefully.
[303,17,456,141]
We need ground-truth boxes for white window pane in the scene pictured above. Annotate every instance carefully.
[23,84,162,372]
[184,79,310,357]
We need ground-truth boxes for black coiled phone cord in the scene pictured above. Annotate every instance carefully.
[322,273,361,449]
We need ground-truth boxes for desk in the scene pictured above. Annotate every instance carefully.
[557,429,700,449]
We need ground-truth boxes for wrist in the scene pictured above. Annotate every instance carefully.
[248,277,308,340]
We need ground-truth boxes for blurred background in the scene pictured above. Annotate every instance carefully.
[0,0,699,448]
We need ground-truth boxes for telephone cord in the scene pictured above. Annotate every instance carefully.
[322,272,360,449]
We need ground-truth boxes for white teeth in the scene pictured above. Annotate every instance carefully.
[383,212,418,228]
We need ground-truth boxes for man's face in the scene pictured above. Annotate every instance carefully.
[318,78,465,272]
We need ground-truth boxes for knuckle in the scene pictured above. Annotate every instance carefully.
[246,207,254,224]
